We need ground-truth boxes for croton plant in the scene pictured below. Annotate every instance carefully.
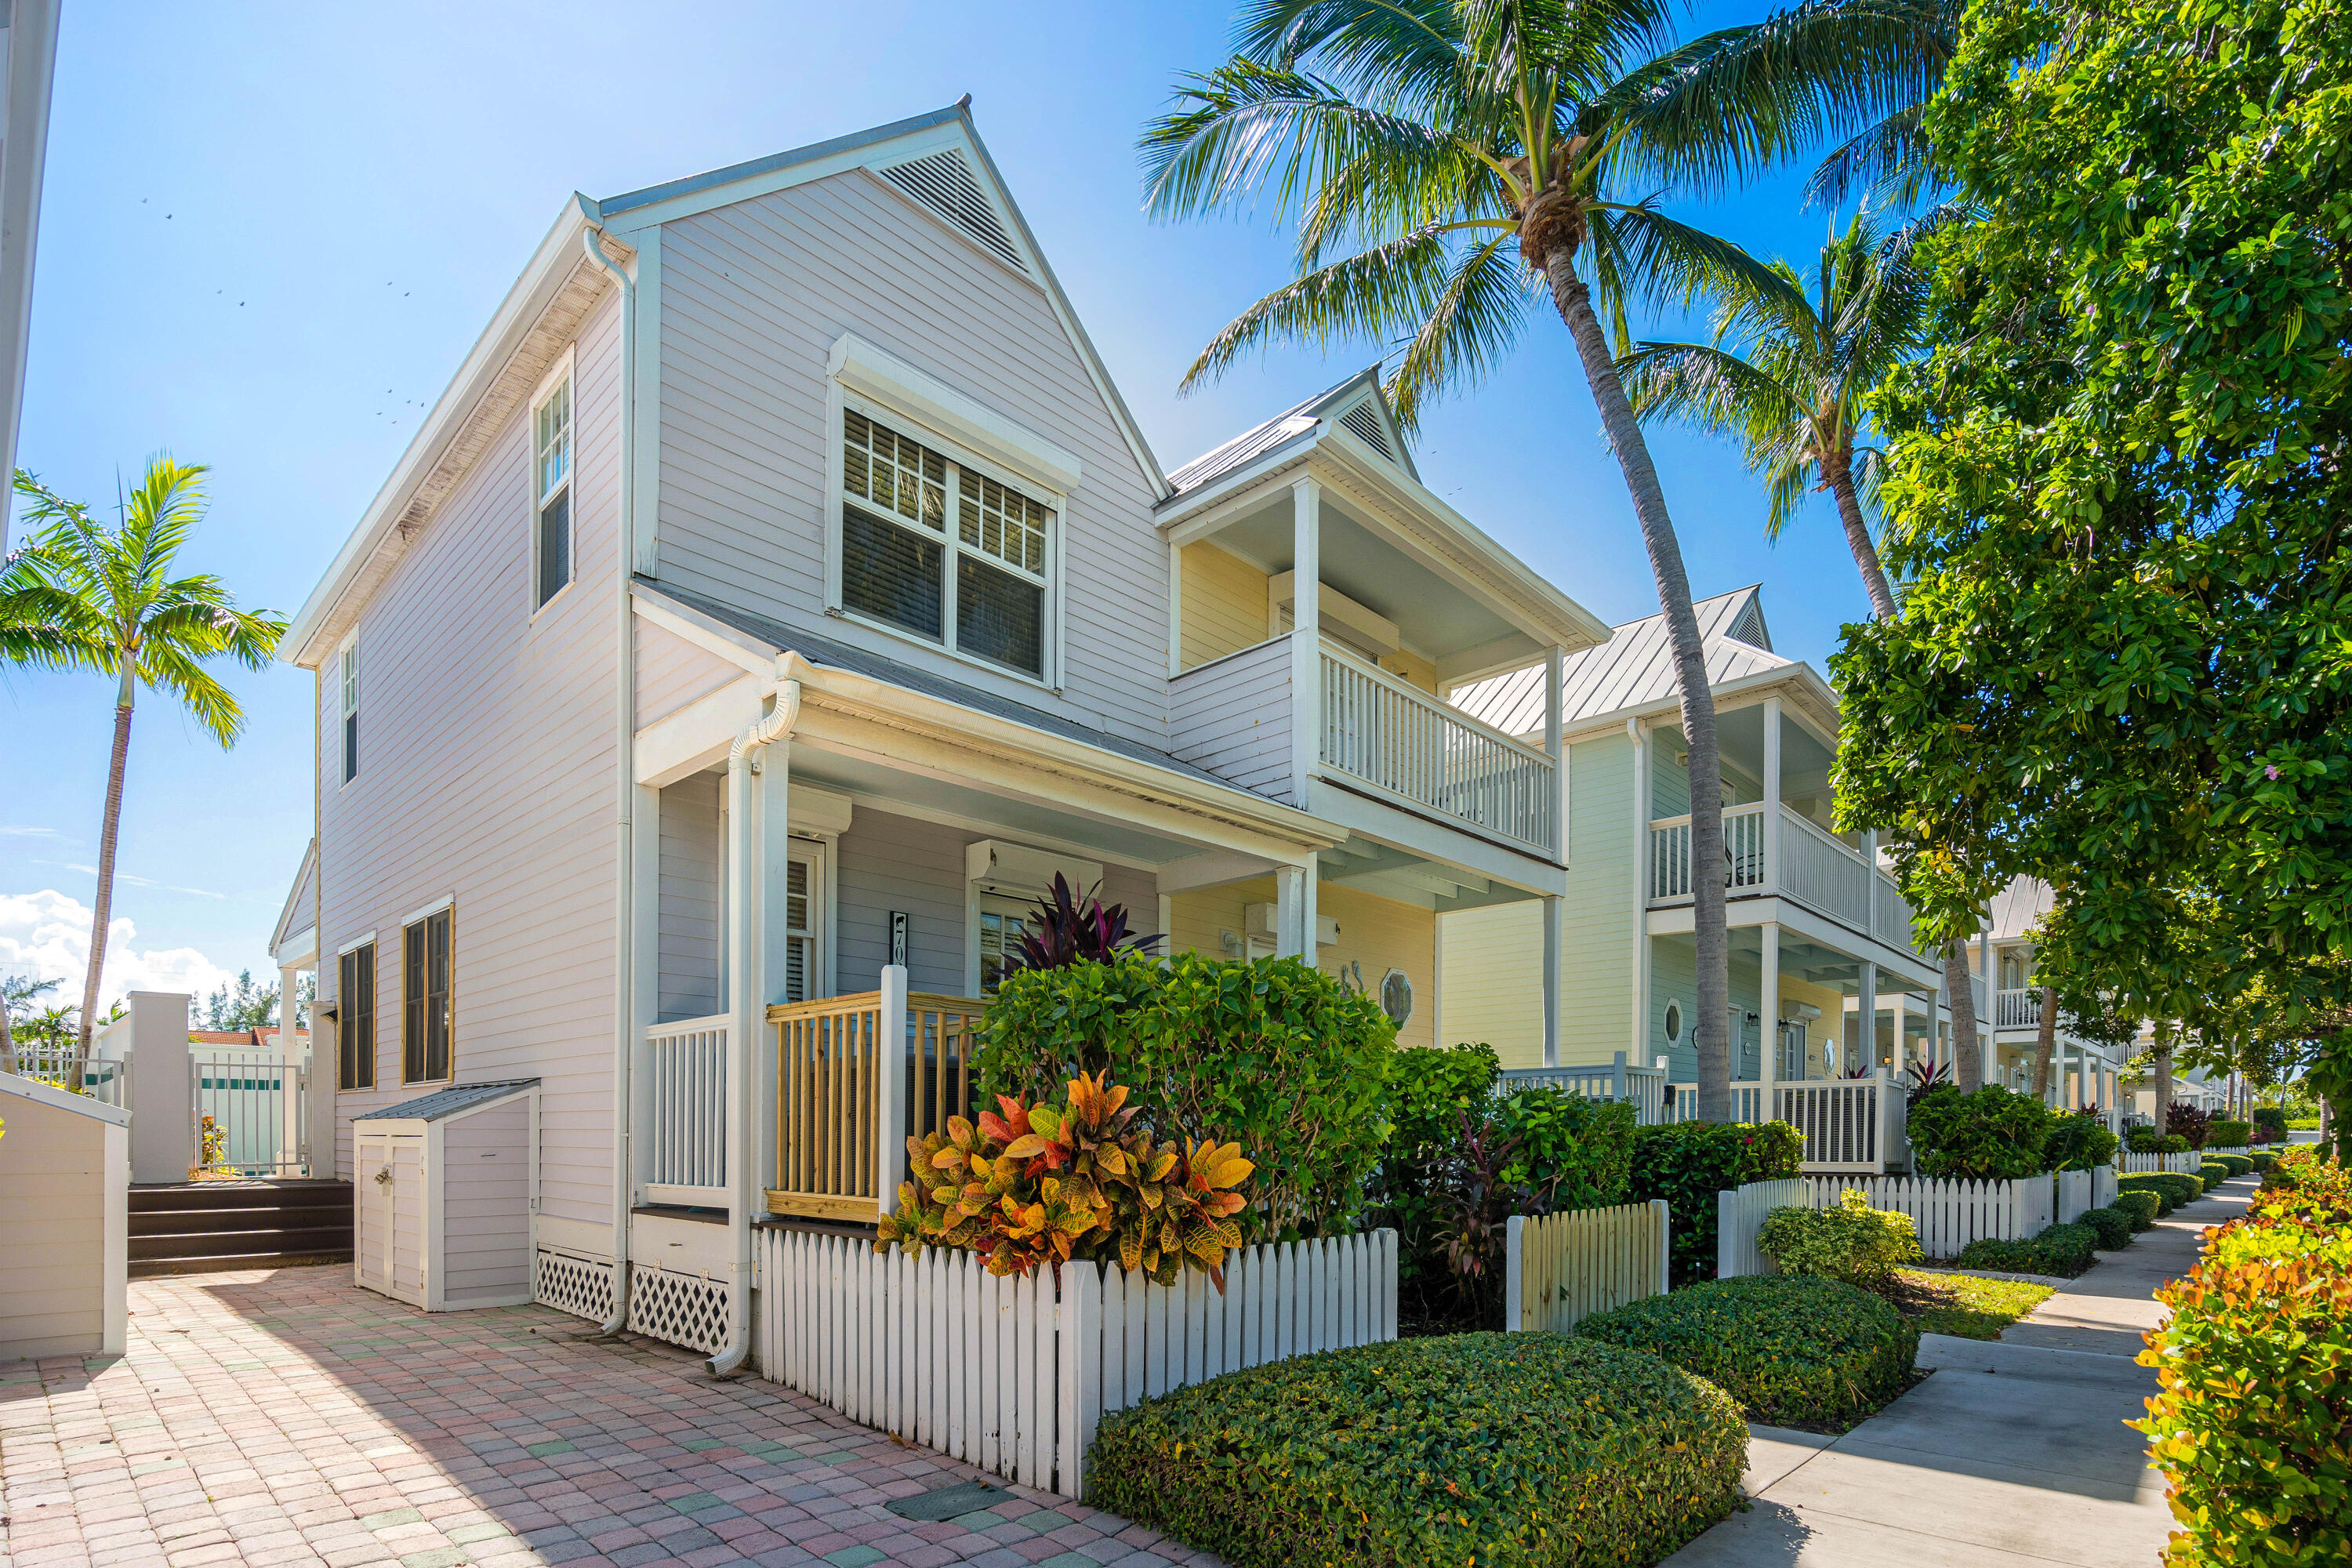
[874,1071,1254,1286]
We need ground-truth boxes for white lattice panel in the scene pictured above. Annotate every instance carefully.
[628,1264,730,1354]
[533,1247,615,1323]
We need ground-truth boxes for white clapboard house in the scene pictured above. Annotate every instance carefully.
[272,104,1611,1363]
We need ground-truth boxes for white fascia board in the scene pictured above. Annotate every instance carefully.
[829,332,1082,496]
[284,198,595,667]
[1561,663,1842,748]
[588,106,966,231]
[0,1070,132,1127]
[270,928,318,970]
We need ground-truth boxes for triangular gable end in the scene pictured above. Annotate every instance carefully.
[876,147,1029,276]
[1315,375,1418,484]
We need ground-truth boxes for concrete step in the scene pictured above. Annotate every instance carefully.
[130,1222,353,1261]
[129,1180,351,1214]
[130,1249,354,1279]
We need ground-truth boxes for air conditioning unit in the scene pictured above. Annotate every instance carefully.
[1243,902,1340,947]
[964,840,1105,899]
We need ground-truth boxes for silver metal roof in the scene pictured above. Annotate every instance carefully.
[1164,368,1414,496]
[1453,587,1788,735]
[354,1078,538,1123]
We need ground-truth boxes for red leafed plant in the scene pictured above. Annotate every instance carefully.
[875,1071,1254,1286]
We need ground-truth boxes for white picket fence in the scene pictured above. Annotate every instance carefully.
[755,1227,1397,1498]
[2117,1150,2204,1175]
[2205,1145,2250,1159]
[2054,1167,2122,1223]
[1716,1178,1811,1280]
[1502,1200,1670,1333]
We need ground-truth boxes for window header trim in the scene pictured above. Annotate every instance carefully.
[829,332,1080,497]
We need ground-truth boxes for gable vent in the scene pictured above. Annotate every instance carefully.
[1338,401,1393,458]
[880,151,1026,272]
[1730,602,1767,648]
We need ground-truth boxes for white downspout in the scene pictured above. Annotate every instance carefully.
[706,680,802,1377]
[580,220,638,1338]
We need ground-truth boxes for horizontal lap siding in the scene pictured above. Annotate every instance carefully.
[1180,543,1269,669]
[637,616,745,728]
[0,1099,108,1358]
[1167,638,1292,797]
[836,808,976,996]
[318,291,623,1228]
[1439,902,1541,1063]
[1563,735,1634,1060]
[653,171,1169,750]
[441,1102,531,1301]
[657,772,724,1022]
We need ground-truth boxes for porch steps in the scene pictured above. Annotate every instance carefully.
[127,1180,354,1277]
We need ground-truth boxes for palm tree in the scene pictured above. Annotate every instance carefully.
[1142,0,1939,1120]
[1613,204,1987,1080]
[11,459,284,1073]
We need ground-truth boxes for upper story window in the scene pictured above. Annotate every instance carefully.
[336,939,376,1091]
[338,641,360,784]
[533,361,573,610]
[840,408,1052,680]
[401,904,454,1083]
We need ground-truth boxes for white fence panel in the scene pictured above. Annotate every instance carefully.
[1802,1173,2065,1258]
[1716,1178,1812,1279]
[1504,1200,1670,1333]
[2056,1168,2092,1224]
[2117,1150,2204,1174]
[757,1227,1398,1498]
[2092,1165,2118,1210]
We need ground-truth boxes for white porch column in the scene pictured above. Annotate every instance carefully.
[277,962,303,1171]
[1289,479,1321,813]
[1275,864,1308,961]
[1761,696,1782,893]
[1858,960,1878,1073]
[1541,896,1562,1068]
[1544,648,1565,866]
[1760,921,1780,1102]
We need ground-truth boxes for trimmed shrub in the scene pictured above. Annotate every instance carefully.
[1573,1275,1918,1427]
[1624,1120,1806,1286]
[2044,1109,2121,1171]
[2114,1189,2162,1230]
[1907,1084,2053,1178]
[1955,1221,2099,1278]
[2250,1150,2279,1174]
[1758,1190,1922,1288]
[2199,1160,2233,1189]
[2075,1206,2133,1251]
[2252,1106,2288,1145]
[2209,1119,2253,1149]
[2212,1153,2254,1178]
[1086,1333,1747,1568]
[978,953,1392,1237]
[2132,1149,2352,1565]
[2122,1172,2201,1214]
[2129,1128,2192,1154]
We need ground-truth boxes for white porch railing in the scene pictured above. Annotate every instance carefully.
[1774,1071,1907,1173]
[192,1051,303,1175]
[1995,988,2042,1029]
[1500,1053,1668,1124]
[645,1014,729,1206]
[1778,809,1873,930]
[1319,643,1556,853]
[1871,873,1915,951]
[9,1047,129,1109]
[1645,803,1768,901]
[1646,804,1928,960]
[2117,1149,2204,1175]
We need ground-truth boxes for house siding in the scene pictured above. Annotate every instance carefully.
[657,771,724,1022]
[316,287,624,1231]
[649,169,1169,748]
[1179,542,1269,670]
[1166,878,1436,1051]
[637,616,746,728]
[1167,636,1293,799]
[1437,902,1541,1065]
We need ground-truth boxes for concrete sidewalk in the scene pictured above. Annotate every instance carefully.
[1664,1174,2256,1566]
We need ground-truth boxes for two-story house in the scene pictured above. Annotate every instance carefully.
[271,105,1606,1361]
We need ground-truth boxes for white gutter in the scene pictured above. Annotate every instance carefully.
[579,223,638,1339]
[706,680,803,1377]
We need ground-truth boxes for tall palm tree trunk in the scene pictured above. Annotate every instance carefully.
[1945,941,1981,1091]
[77,681,135,1089]
[1826,463,1899,622]
[2031,982,2057,1102]
[1547,256,1731,1120]
[2152,1020,2172,1135]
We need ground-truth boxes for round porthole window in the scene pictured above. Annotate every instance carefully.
[1664,1000,1683,1044]
[1380,967,1414,1027]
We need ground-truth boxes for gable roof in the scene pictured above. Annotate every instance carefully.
[1167,368,1417,496]
[1450,586,1809,735]
[271,839,315,957]
[285,103,1170,669]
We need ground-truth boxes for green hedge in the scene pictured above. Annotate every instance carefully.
[1907,1084,2054,1178]
[1955,1221,2099,1277]
[2212,1153,2254,1178]
[2129,1129,2193,1154]
[2252,1107,2288,1144]
[2251,1151,2280,1174]
[1759,1191,1921,1288]
[2209,1119,2253,1148]
[1623,1121,1805,1287]
[2113,1189,2162,1229]
[1572,1275,1917,1427]
[2200,1160,2234,1189]
[1085,1334,1747,1568]
[2120,1172,2201,1214]
[2074,1206,2133,1251]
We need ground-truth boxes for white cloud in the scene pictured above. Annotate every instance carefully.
[0,889,236,1010]
[0,825,62,839]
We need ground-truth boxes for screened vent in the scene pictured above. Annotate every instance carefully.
[881,151,1025,271]
[1730,601,1768,648]
[1338,401,1393,458]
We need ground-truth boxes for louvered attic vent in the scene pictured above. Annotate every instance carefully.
[881,151,1025,272]
[1730,602,1767,648]
[1338,401,1394,459]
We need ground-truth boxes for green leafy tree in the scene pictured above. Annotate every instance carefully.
[1142,0,1938,1118]
[1831,0,2352,1054]
[9,460,285,1072]
[0,975,60,1073]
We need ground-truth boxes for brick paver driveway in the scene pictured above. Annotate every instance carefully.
[0,1267,1223,1568]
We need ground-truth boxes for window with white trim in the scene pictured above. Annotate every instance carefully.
[401,906,454,1084]
[533,368,573,608]
[840,408,1053,679]
[338,641,360,785]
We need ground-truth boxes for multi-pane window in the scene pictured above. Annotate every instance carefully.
[840,409,1052,678]
[336,941,376,1091]
[339,641,360,784]
[401,906,453,1083]
[534,371,573,608]
[976,896,1033,995]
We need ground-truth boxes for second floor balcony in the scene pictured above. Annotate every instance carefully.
[1646,800,1920,956]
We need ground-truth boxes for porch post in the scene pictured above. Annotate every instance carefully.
[1858,961,1878,1074]
[1761,697,1781,894]
[1289,479,1321,814]
[1759,921,1780,1114]
[757,735,793,1212]
[1276,864,1308,961]
[1544,648,1565,866]
[1541,896,1562,1068]
[277,960,303,1171]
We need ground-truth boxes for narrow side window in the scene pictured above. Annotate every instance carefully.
[337,942,376,1091]
[534,368,573,609]
[338,641,360,784]
[401,906,454,1083]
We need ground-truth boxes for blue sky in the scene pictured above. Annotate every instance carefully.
[0,0,1878,1010]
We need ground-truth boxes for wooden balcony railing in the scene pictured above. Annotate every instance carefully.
[766,982,985,1223]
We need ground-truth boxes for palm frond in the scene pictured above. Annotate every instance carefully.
[1584,200,1784,330]
[1236,0,1472,116]
[139,641,244,747]
[1386,232,1530,431]
[1617,340,1808,442]
[1804,99,1936,209]
[1178,226,1483,391]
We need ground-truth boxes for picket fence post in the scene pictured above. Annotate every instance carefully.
[1651,1198,1671,1292]
[1504,1214,1526,1332]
